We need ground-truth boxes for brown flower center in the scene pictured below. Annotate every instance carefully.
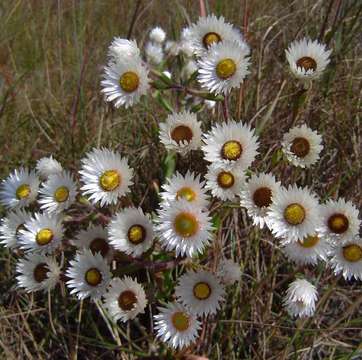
[296,56,317,71]
[217,171,235,189]
[253,187,272,208]
[171,125,193,144]
[202,32,221,48]
[328,213,349,234]
[118,290,137,311]
[33,263,49,283]
[290,137,310,158]
[89,237,110,257]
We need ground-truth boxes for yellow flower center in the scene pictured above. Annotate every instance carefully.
[216,58,237,79]
[89,237,110,257]
[85,268,102,286]
[328,213,349,234]
[36,228,54,246]
[284,203,306,225]
[119,71,140,93]
[99,170,121,191]
[127,224,146,245]
[174,212,198,238]
[253,187,273,208]
[221,140,242,161]
[118,290,137,311]
[217,171,235,189]
[176,187,196,202]
[171,311,190,332]
[202,32,221,48]
[54,186,69,203]
[343,244,362,263]
[171,125,193,144]
[298,234,319,248]
[16,184,31,200]
[290,137,310,158]
[193,281,212,300]
[296,56,317,71]
[33,263,49,283]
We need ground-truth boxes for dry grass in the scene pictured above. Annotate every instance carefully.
[0,0,361,359]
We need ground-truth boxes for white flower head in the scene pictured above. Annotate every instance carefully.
[198,40,250,95]
[101,57,149,109]
[318,198,360,244]
[282,234,330,265]
[156,199,213,258]
[0,209,31,249]
[282,124,323,168]
[16,254,61,292]
[205,164,245,201]
[217,258,242,285]
[72,225,113,261]
[159,111,202,155]
[39,171,77,214]
[154,301,201,350]
[160,171,208,209]
[202,120,259,171]
[284,279,318,318]
[103,276,147,322]
[19,212,64,254]
[79,148,133,207]
[145,42,164,65]
[189,14,249,57]
[108,207,154,257]
[107,38,140,62]
[0,168,39,209]
[329,237,362,281]
[36,156,63,179]
[149,27,166,43]
[175,270,225,316]
[240,172,281,228]
[267,185,321,243]
[66,249,111,300]
[286,37,331,80]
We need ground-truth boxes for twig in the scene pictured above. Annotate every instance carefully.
[127,0,142,40]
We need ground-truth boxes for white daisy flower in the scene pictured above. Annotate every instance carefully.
[19,212,64,254]
[266,185,321,243]
[282,234,330,265]
[189,14,249,57]
[154,301,201,350]
[36,156,63,179]
[282,124,323,168]
[38,171,77,214]
[217,258,242,285]
[156,199,213,258]
[318,198,360,244]
[0,168,39,209]
[175,270,225,316]
[101,57,149,109]
[202,120,259,171]
[205,165,244,201]
[108,207,154,257]
[103,276,147,322]
[66,249,111,300]
[145,42,164,65]
[160,171,208,209]
[149,27,166,43]
[159,111,202,155]
[179,27,195,57]
[329,237,362,281]
[240,172,281,228]
[107,38,140,62]
[72,225,113,260]
[285,37,331,80]
[198,40,250,95]
[79,148,133,207]
[284,279,318,318]
[16,254,61,292]
[0,209,31,249]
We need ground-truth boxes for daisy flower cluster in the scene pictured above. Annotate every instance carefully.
[0,12,360,355]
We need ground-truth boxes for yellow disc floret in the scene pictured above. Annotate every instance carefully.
[54,186,69,203]
[221,140,242,161]
[202,32,221,48]
[284,203,306,225]
[174,212,198,238]
[119,71,140,93]
[85,268,102,286]
[99,170,121,192]
[171,311,190,332]
[193,281,211,300]
[36,228,54,246]
[216,58,236,79]
[176,187,196,202]
[127,224,146,245]
[342,244,362,263]
[16,184,31,200]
